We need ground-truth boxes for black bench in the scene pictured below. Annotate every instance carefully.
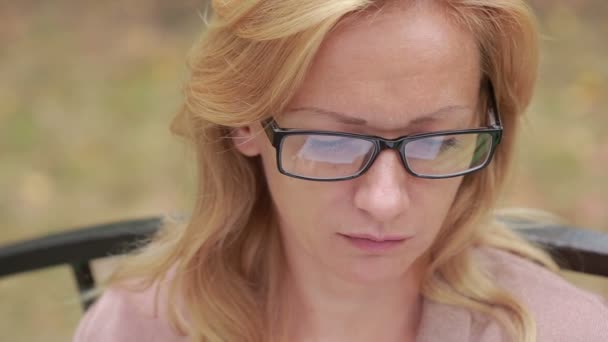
[1,217,607,311]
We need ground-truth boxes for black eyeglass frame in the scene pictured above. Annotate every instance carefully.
[262,83,503,181]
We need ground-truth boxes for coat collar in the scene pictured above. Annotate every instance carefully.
[415,297,473,342]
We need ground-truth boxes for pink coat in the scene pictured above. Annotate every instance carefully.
[73,248,608,341]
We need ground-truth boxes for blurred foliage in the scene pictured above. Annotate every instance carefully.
[0,1,607,341]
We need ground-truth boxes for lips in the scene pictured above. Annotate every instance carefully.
[338,233,412,253]
[339,233,409,242]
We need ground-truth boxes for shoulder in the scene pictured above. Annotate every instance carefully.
[473,246,608,341]
[72,279,188,342]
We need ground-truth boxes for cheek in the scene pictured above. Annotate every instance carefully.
[403,177,460,225]
[260,148,354,256]
[414,178,463,232]
[271,181,343,233]
[425,178,462,208]
[259,145,329,228]
[266,176,342,261]
[414,173,462,198]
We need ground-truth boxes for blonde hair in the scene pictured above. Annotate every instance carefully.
[107,1,559,341]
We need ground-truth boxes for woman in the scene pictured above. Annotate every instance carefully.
[74,0,608,341]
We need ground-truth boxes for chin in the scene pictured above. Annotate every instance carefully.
[340,256,415,285]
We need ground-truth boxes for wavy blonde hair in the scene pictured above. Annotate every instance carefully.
[108,0,559,341]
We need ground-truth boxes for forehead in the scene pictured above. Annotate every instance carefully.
[286,2,482,129]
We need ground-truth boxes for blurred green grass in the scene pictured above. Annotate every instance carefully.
[1,1,607,341]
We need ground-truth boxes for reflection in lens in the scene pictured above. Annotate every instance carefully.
[280,134,375,179]
[404,133,492,176]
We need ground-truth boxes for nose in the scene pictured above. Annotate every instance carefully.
[353,150,411,223]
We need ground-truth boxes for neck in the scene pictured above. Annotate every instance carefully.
[279,255,427,342]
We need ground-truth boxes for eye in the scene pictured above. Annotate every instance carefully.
[439,137,460,152]
[404,136,461,160]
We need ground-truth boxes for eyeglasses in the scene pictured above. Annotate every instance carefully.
[262,88,502,182]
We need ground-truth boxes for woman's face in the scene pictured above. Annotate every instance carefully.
[235,3,482,284]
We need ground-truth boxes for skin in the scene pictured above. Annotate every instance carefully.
[234,2,482,341]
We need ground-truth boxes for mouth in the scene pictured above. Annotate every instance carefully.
[339,233,409,242]
[337,233,412,253]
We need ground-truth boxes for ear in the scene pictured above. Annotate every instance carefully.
[231,124,263,157]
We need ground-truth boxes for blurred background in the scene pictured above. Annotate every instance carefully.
[1,0,607,340]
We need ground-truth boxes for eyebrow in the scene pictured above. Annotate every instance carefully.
[285,105,472,127]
